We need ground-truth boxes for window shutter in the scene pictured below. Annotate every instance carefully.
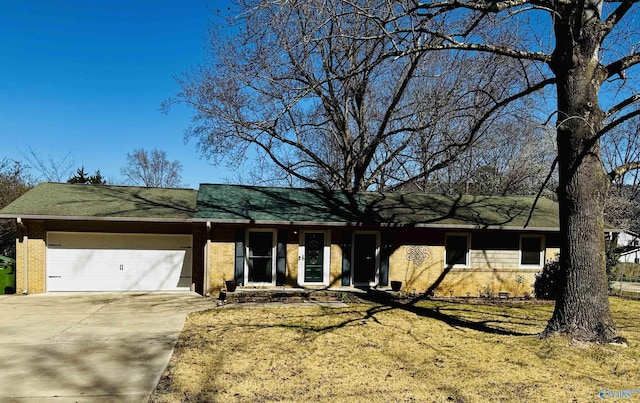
[234,228,245,285]
[276,229,287,286]
[341,231,352,286]
[379,231,392,286]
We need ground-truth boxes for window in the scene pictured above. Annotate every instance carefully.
[445,234,469,267]
[246,230,276,284]
[520,235,544,267]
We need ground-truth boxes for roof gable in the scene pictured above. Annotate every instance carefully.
[0,183,197,221]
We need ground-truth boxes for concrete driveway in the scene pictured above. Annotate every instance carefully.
[0,292,215,402]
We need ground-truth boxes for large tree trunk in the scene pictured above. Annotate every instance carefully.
[543,112,618,342]
[542,5,619,343]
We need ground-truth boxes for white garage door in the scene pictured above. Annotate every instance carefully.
[46,232,193,292]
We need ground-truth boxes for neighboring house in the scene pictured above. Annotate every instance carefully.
[606,229,640,264]
[0,182,565,297]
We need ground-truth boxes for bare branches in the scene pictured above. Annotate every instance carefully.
[19,145,75,183]
[120,148,184,188]
[602,116,640,184]
[172,0,552,191]
[602,0,637,38]
[173,0,638,199]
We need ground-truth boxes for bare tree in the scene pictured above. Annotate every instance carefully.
[0,159,31,257]
[171,0,638,342]
[20,145,74,182]
[429,121,557,196]
[604,187,639,232]
[121,148,183,188]
[345,0,640,343]
[602,117,640,233]
[168,0,540,191]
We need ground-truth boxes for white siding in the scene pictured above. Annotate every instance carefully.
[469,249,519,269]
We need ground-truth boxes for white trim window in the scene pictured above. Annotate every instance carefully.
[445,233,470,268]
[245,229,277,285]
[520,235,545,268]
[298,230,331,286]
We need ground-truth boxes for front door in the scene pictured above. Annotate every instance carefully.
[246,231,275,284]
[353,233,378,286]
[304,232,324,282]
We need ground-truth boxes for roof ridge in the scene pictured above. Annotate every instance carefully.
[41,182,198,191]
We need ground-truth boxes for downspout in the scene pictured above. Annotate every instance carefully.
[16,218,28,295]
[204,221,211,297]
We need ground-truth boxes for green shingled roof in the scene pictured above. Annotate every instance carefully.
[0,182,197,220]
[1,183,561,229]
[195,184,560,229]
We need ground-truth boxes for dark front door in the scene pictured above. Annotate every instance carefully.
[353,233,377,285]
[304,232,324,282]
[247,231,273,283]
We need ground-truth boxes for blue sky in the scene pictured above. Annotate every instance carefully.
[0,1,232,188]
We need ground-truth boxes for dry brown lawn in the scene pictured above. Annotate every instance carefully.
[151,297,640,402]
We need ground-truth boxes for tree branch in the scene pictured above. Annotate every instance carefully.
[414,0,553,14]
[609,161,640,181]
[600,109,640,137]
[388,41,551,64]
[601,0,637,38]
[605,93,640,118]
[468,77,556,141]
[606,52,640,79]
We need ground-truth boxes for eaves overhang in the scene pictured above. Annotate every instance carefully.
[2,214,568,232]
[192,217,561,231]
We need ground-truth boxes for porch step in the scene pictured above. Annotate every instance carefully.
[220,290,338,303]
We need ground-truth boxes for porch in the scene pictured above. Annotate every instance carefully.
[215,287,410,304]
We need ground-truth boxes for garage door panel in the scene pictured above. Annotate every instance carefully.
[47,248,122,291]
[46,233,193,292]
[121,250,189,290]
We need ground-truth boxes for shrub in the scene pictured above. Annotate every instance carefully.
[535,246,622,299]
[534,258,563,300]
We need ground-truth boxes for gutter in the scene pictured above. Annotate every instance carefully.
[16,218,28,295]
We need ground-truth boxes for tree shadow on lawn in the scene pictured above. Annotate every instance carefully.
[231,291,540,338]
[353,289,540,337]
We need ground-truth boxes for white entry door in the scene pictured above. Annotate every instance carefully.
[46,232,192,292]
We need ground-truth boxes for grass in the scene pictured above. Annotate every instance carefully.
[151,297,640,402]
